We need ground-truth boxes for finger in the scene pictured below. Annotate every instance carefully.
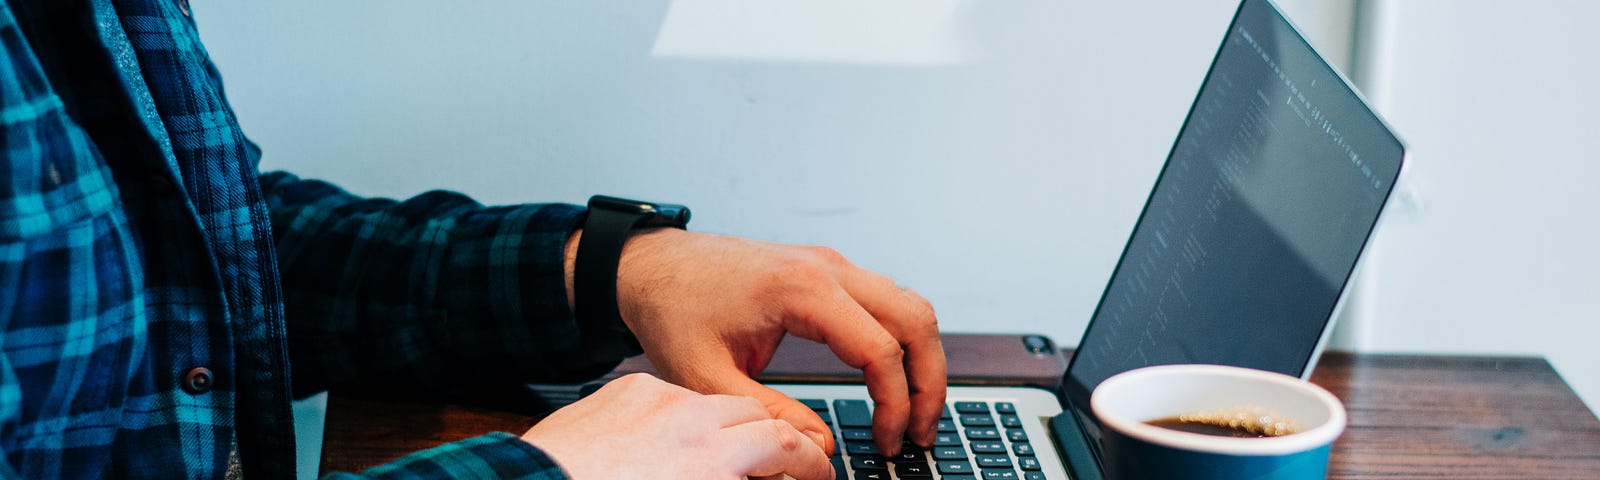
[832,269,947,447]
[717,419,834,480]
[683,364,836,455]
[783,285,912,456]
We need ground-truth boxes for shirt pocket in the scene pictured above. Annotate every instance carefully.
[2,3,124,242]
[0,91,123,242]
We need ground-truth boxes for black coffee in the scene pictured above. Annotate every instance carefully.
[1144,417,1271,438]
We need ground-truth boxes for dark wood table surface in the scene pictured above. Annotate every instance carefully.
[321,337,1600,478]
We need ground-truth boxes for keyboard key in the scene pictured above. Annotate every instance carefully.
[831,457,846,479]
[959,414,995,427]
[851,455,888,470]
[895,462,935,477]
[845,442,880,456]
[1000,414,1022,429]
[1006,429,1028,442]
[934,433,963,446]
[954,401,991,414]
[893,448,926,464]
[854,468,890,480]
[970,441,1006,454]
[938,419,958,432]
[1025,473,1047,480]
[841,428,873,442]
[931,446,967,460]
[1012,443,1035,456]
[944,476,978,480]
[833,400,872,428]
[975,454,1013,468]
[800,398,829,412]
[1018,456,1041,471]
[982,469,1019,479]
[937,460,976,475]
[995,402,1016,414]
[965,428,1001,440]
[942,404,953,419]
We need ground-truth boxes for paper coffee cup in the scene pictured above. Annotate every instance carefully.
[1090,364,1346,480]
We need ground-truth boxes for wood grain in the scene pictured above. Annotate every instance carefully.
[1311,353,1600,479]
[320,340,1600,478]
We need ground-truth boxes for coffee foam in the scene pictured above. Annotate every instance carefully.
[1175,406,1303,437]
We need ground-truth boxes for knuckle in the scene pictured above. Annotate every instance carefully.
[913,294,936,316]
[919,308,939,331]
[659,387,695,407]
[619,372,656,383]
[805,245,849,266]
[612,372,654,390]
[763,419,802,453]
[908,294,937,325]
[870,335,906,363]
[616,373,692,404]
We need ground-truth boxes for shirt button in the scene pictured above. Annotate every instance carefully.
[182,367,214,394]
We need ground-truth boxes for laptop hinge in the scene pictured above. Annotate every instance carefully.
[1050,410,1104,480]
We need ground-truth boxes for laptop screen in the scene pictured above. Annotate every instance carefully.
[1062,0,1405,406]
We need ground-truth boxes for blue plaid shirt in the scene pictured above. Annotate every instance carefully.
[1,0,622,477]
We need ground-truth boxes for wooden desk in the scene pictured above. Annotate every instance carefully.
[320,341,1600,478]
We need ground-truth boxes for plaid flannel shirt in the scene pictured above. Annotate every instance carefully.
[1,0,623,477]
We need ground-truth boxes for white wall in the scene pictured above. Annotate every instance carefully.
[193,0,1597,428]
[1353,0,1600,414]
[196,0,1239,348]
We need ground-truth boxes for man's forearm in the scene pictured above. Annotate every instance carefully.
[260,171,615,393]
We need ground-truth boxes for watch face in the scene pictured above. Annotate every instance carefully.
[589,195,655,214]
[589,195,691,227]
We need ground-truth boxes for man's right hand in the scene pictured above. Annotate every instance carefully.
[521,373,834,480]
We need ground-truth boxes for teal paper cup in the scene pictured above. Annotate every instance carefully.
[1091,365,1346,480]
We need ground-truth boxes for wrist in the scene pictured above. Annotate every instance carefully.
[573,196,692,359]
[565,226,679,326]
[612,227,688,331]
[564,228,582,313]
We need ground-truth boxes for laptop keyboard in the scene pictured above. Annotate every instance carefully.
[801,398,1046,480]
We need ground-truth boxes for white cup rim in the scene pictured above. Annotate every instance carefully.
[1090,364,1347,456]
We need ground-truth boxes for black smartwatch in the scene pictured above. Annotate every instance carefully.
[575,195,691,358]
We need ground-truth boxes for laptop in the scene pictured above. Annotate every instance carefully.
[772,0,1407,478]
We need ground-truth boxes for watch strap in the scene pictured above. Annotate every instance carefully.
[574,206,648,359]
